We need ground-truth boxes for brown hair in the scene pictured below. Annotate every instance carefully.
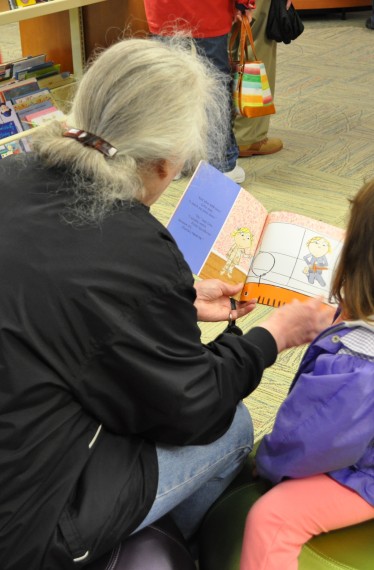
[330,179,374,321]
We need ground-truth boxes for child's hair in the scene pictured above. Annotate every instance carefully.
[330,179,374,321]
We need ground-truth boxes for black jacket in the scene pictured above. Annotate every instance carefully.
[0,155,277,569]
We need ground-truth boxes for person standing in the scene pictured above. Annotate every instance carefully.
[234,0,285,158]
[143,1,284,184]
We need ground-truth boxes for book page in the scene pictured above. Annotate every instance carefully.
[241,211,345,306]
[199,188,267,286]
[167,162,268,291]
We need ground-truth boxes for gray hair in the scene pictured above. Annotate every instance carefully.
[31,37,229,221]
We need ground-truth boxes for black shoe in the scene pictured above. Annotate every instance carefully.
[366,17,374,30]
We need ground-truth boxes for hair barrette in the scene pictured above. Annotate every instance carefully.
[63,128,118,158]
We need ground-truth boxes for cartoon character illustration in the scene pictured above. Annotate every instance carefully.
[220,227,253,279]
[303,236,331,287]
[0,104,12,122]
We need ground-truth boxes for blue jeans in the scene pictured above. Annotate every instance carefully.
[133,402,253,539]
[194,35,239,172]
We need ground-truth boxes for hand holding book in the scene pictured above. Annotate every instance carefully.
[194,280,257,323]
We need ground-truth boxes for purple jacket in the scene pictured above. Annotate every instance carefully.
[256,322,374,506]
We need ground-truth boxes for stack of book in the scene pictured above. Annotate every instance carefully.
[0,54,75,159]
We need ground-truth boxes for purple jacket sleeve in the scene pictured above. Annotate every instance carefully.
[256,352,374,483]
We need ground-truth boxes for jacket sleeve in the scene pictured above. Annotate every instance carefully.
[256,352,374,483]
[71,281,277,446]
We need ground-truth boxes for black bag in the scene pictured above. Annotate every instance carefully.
[266,0,304,44]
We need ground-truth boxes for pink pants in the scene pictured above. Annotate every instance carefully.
[240,474,374,570]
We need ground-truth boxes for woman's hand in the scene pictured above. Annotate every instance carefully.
[259,298,335,353]
[235,9,254,23]
[234,1,256,23]
[194,279,257,322]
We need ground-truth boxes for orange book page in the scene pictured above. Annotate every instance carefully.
[240,211,345,306]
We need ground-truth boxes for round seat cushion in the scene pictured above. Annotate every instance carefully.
[198,474,374,570]
[83,515,196,570]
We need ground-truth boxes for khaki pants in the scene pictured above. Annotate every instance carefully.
[234,0,277,146]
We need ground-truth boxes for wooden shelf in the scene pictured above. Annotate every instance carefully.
[293,0,371,9]
[0,0,147,75]
[0,0,106,25]
[0,0,107,75]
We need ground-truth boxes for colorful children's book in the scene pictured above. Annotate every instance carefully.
[11,88,55,112]
[12,54,47,79]
[17,99,56,129]
[37,72,75,91]
[17,63,61,81]
[24,106,64,126]
[0,77,39,103]
[167,161,345,306]
[0,100,30,152]
[15,0,36,7]
[0,62,13,82]
[0,140,26,159]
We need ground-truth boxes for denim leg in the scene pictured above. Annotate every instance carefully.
[133,402,253,538]
[194,35,239,172]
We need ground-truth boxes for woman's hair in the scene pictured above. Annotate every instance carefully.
[31,36,229,220]
[330,179,374,321]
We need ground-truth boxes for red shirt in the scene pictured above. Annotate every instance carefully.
[144,1,253,38]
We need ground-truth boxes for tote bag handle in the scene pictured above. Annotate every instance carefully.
[229,14,258,68]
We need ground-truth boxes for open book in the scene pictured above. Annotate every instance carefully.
[167,161,345,306]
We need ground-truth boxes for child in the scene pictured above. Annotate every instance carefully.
[240,179,374,570]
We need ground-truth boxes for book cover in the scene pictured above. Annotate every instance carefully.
[12,54,47,78]
[17,99,55,129]
[18,63,61,81]
[0,62,13,82]
[167,161,345,307]
[15,0,37,6]
[37,72,74,91]
[0,56,34,81]
[0,77,39,104]
[0,140,26,159]
[0,100,30,152]
[11,88,54,112]
[24,106,64,126]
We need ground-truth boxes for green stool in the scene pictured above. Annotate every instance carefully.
[198,457,374,570]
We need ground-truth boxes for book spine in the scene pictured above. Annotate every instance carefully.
[7,0,19,9]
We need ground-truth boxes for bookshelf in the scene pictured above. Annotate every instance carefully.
[0,0,148,149]
[0,0,107,76]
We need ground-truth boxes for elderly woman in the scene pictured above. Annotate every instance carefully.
[0,38,330,570]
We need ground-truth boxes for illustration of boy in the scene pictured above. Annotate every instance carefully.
[303,236,331,287]
[220,227,253,279]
